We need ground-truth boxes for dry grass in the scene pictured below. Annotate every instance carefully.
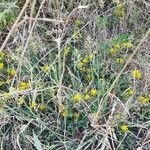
[0,0,150,150]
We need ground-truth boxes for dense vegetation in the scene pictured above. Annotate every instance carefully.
[0,0,150,149]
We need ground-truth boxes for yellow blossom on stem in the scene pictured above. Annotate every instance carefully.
[139,96,149,104]
[109,48,117,55]
[84,94,91,101]
[82,58,89,64]
[39,104,47,111]
[7,69,17,76]
[31,101,37,109]
[87,54,94,60]
[64,47,70,55]
[73,93,82,102]
[0,63,4,69]
[74,112,80,121]
[3,92,11,99]
[114,44,121,49]
[123,42,133,48]
[132,69,142,79]
[19,81,30,90]
[126,89,135,96]
[78,62,84,68]
[121,125,129,132]
[90,89,97,96]
[116,58,125,64]
[17,97,25,105]
[41,65,51,72]
[62,110,68,117]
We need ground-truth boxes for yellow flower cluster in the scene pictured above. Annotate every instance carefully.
[132,69,142,79]
[139,96,150,104]
[74,112,80,121]
[78,54,94,71]
[19,81,30,90]
[0,52,5,60]
[115,4,124,18]
[62,110,69,117]
[17,97,25,105]
[64,47,71,55]
[73,88,97,103]
[30,101,47,111]
[90,89,97,96]
[41,65,51,72]
[7,69,17,76]
[125,89,135,96]
[116,58,125,64]
[30,101,37,109]
[120,125,129,132]
[0,63,4,69]
[123,42,133,48]
[109,41,132,55]
[39,104,47,111]
[73,93,82,102]
[58,104,69,117]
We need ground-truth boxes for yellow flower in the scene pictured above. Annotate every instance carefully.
[41,65,51,72]
[109,48,117,55]
[123,42,133,48]
[78,62,84,68]
[74,112,80,121]
[82,58,89,64]
[114,44,121,49]
[0,63,4,69]
[64,47,70,55]
[0,52,5,60]
[120,125,129,132]
[116,58,125,64]
[114,114,121,119]
[115,4,124,18]
[31,101,37,109]
[84,94,91,101]
[3,92,11,99]
[87,54,94,60]
[139,96,149,104]
[90,89,97,96]
[73,94,82,102]
[39,104,46,111]
[62,110,68,117]
[126,89,135,96]
[79,67,86,72]
[86,74,92,81]
[0,102,4,109]
[17,97,25,105]
[19,81,30,90]
[132,69,142,79]
[7,69,17,76]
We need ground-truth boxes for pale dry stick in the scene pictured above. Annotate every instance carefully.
[25,16,64,23]
[16,119,33,150]
[21,0,46,57]
[12,0,46,94]
[0,0,30,51]
[11,16,63,34]
[29,0,36,31]
[97,29,150,115]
